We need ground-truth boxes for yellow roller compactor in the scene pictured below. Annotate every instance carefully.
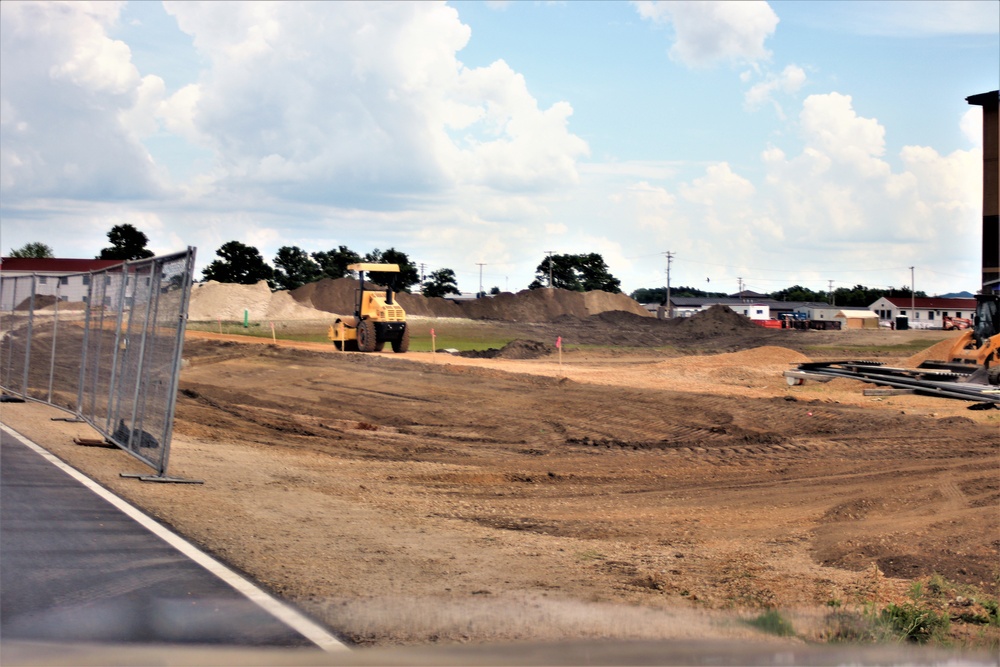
[328,263,409,353]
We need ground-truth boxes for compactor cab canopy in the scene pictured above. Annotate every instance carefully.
[347,263,400,274]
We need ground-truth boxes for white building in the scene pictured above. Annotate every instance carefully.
[869,296,977,329]
[0,258,123,310]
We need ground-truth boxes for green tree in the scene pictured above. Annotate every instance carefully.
[630,286,726,303]
[769,285,826,303]
[202,241,274,286]
[363,247,420,292]
[528,253,621,293]
[273,246,321,291]
[422,268,461,298]
[8,242,54,258]
[312,245,361,280]
[489,286,501,295]
[97,224,154,260]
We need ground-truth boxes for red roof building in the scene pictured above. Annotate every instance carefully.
[0,258,124,274]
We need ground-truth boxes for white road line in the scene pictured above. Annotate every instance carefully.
[0,423,349,653]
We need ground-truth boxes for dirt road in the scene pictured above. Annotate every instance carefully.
[3,326,998,647]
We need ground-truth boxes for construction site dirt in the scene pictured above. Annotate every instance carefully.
[3,315,998,649]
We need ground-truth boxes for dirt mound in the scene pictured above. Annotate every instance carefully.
[904,337,960,367]
[15,294,57,310]
[292,278,466,318]
[457,339,555,360]
[290,278,357,316]
[292,279,648,323]
[396,292,466,318]
[187,281,273,321]
[594,310,655,326]
[674,305,759,334]
[583,291,651,318]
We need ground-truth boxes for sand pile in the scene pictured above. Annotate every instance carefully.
[189,280,326,321]
[16,295,58,310]
[672,305,759,334]
[461,287,649,322]
[583,290,650,318]
[290,279,647,322]
[188,281,273,321]
[191,278,651,323]
[904,337,961,367]
[290,278,465,318]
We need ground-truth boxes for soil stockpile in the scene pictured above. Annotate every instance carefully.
[291,278,464,318]
[288,278,649,322]
[672,304,760,334]
[456,339,555,359]
[15,294,58,310]
[188,281,273,321]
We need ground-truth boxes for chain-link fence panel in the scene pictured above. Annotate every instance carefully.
[1,249,195,476]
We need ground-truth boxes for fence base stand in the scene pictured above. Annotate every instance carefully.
[73,437,116,448]
[120,472,204,484]
[54,417,86,423]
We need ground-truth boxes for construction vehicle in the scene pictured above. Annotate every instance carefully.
[942,315,973,331]
[327,263,409,353]
[919,293,999,379]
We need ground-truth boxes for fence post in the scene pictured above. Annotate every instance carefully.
[46,278,61,403]
[76,272,95,417]
[158,247,196,476]
[106,262,131,434]
[20,275,37,396]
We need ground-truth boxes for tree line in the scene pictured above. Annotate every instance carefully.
[9,223,628,297]
[629,284,928,308]
[11,225,927,306]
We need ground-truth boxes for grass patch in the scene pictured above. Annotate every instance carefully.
[746,610,795,637]
[186,321,521,351]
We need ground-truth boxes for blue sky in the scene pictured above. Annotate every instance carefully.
[1,1,997,296]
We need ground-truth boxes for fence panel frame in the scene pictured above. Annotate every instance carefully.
[0,248,196,477]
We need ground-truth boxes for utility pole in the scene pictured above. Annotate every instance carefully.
[828,279,834,306]
[663,251,674,318]
[910,266,915,316]
[476,263,486,297]
[420,263,426,283]
[545,251,555,288]
[738,277,744,300]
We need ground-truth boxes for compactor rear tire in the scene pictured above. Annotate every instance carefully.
[357,320,377,352]
[392,326,410,353]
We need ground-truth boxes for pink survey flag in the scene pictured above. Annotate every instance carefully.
[556,336,562,349]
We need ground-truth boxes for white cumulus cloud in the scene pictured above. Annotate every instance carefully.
[161,2,588,204]
[633,0,779,67]
[0,1,164,199]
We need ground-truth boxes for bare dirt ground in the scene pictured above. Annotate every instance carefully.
[2,316,998,649]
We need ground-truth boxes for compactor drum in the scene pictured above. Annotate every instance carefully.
[328,263,409,353]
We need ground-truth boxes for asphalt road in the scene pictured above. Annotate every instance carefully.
[0,427,322,647]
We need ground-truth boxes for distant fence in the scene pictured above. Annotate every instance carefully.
[0,249,196,477]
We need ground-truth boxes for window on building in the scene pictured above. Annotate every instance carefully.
[82,275,90,286]
[914,312,920,319]
[956,312,962,318]
[59,276,68,285]
[928,312,934,320]
[900,310,907,316]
